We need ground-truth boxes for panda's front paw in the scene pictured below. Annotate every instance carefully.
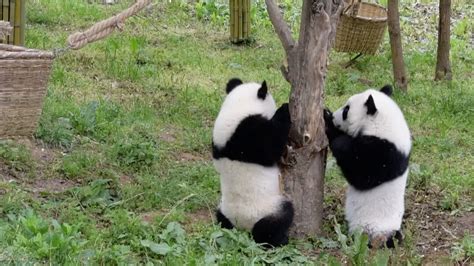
[323,109,338,141]
[274,103,291,125]
[323,108,333,125]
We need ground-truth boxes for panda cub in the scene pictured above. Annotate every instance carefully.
[212,78,294,247]
[324,85,411,248]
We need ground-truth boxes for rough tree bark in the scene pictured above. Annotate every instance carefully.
[435,0,452,81]
[387,0,408,91]
[266,0,343,238]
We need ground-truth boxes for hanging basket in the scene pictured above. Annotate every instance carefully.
[0,43,54,137]
[334,0,387,55]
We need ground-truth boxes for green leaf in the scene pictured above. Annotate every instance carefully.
[141,240,172,255]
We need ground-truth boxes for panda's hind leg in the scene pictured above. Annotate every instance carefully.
[385,230,403,248]
[368,230,403,249]
[216,209,234,229]
[251,201,294,247]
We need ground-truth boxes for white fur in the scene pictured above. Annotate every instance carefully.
[333,88,412,238]
[213,82,276,148]
[213,81,284,231]
[345,170,408,236]
[214,158,282,230]
[332,89,411,154]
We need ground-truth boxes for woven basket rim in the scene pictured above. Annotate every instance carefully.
[0,43,54,59]
[343,2,387,22]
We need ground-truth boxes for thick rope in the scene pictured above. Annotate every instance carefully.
[67,0,152,50]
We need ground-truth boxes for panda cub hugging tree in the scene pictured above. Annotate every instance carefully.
[324,85,412,248]
[212,78,294,247]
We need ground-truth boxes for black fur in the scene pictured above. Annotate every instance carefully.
[213,103,291,167]
[365,95,377,115]
[385,230,403,248]
[226,78,243,94]
[216,209,234,229]
[380,85,393,96]
[257,81,268,100]
[251,200,294,247]
[324,109,409,191]
[368,230,403,249]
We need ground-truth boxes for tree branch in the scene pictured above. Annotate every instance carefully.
[265,0,295,54]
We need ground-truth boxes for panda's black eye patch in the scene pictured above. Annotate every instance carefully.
[342,105,350,120]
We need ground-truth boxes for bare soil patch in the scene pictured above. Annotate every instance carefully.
[406,187,472,255]
[1,139,77,195]
[324,183,472,262]
[28,178,77,194]
[179,152,205,162]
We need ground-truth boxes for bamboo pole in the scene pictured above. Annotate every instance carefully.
[15,0,24,45]
[246,0,250,37]
[238,0,242,40]
[2,0,8,44]
[242,0,247,38]
[9,0,15,44]
[231,0,238,42]
[230,0,234,42]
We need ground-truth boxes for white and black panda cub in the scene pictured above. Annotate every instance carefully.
[324,85,411,248]
[212,78,294,247]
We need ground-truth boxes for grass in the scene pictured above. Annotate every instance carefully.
[0,0,472,264]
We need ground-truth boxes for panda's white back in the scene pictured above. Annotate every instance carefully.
[212,80,287,231]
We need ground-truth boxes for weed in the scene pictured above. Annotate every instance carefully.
[61,149,101,180]
[1,210,86,263]
[0,141,35,178]
[451,233,474,263]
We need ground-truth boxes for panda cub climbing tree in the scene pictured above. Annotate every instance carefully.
[324,85,411,248]
[212,78,294,247]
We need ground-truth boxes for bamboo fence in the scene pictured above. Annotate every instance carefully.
[1,0,25,45]
[230,0,250,43]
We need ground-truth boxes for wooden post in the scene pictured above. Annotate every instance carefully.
[434,0,452,81]
[266,0,343,237]
[387,0,408,91]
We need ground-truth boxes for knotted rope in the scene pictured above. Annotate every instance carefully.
[67,0,152,50]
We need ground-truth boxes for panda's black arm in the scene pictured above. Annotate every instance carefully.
[332,135,410,191]
[270,103,291,159]
[329,134,354,161]
[330,134,372,188]
[216,113,289,167]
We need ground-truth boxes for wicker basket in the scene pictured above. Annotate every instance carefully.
[0,43,54,137]
[334,0,387,55]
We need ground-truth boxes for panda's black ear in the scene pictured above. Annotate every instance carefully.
[380,84,393,97]
[365,95,377,115]
[258,81,268,100]
[226,78,243,94]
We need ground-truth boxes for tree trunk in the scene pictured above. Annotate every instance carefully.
[435,0,452,81]
[387,0,408,91]
[266,0,343,238]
